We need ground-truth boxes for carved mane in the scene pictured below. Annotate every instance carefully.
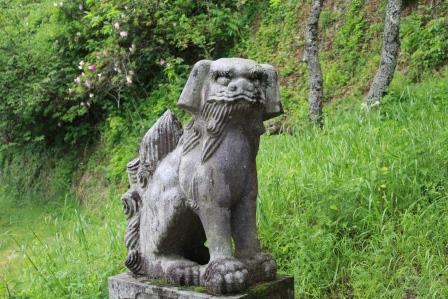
[181,101,259,163]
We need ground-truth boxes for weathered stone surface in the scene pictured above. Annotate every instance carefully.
[109,272,294,299]
[115,58,286,295]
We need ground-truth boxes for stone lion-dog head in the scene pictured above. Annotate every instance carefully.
[178,58,282,163]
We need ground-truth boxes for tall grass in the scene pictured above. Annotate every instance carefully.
[0,190,126,298]
[256,75,448,297]
[1,73,447,298]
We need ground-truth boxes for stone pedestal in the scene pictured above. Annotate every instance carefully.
[109,272,294,299]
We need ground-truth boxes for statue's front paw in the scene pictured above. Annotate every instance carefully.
[243,252,277,282]
[204,258,249,295]
[166,261,201,286]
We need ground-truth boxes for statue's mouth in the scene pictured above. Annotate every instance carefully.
[208,92,262,104]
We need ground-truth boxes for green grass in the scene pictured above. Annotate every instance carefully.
[0,189,126,298]
[256,75,448,297]
[1,71,447,298]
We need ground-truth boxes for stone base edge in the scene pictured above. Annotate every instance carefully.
[109,272,294,299]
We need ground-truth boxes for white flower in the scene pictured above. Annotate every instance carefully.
[126,75,132,84]
[97,73,102,78]
[81,101,85,106]
[79,60,85,66]
[74,77,81,84]
[84,80,92,89]
[129,44,136,53]
[79,4,83,11]
[114,22,120,30]
[129,70,134,76]
[119,31,128,37]
[89,93,94,98]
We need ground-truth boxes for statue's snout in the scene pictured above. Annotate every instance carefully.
[228,78,255,93]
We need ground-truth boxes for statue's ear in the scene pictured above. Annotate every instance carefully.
[261,64,283,120]
[178,60,212,114]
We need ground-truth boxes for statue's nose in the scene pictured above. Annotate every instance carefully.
[228,78,254,93]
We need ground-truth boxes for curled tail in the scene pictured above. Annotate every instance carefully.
[122,110,183,274]
[137,110,183,188]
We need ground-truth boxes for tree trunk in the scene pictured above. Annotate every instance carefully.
[304,0,324,127]
[364,0,402,109]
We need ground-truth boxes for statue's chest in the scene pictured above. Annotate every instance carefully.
[178,129,256,196]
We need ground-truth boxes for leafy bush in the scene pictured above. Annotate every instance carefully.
[0,145,77,202]
[401,14,448,79]
[0,0,245,147]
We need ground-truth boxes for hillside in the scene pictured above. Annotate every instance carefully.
[1,0,447,298]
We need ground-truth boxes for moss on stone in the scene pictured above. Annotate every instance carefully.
[146,278,170,286]
[190,286,208,293]
[246,281,273,298]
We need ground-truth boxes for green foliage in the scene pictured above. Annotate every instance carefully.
[332,0,368,80]
[0,1,79,147]
[0,145,77,202]
[401,13,448,79]
[1,0,446,149]
[103,57,190,184]
[0,0,245,147]
[319,9,337,30]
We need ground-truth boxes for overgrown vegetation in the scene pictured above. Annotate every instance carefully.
[0,0,245,146]
[1,0,448,298]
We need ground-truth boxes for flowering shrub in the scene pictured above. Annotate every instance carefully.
[0,0,246,147]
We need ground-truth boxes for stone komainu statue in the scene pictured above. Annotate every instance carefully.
[121,58,282,295]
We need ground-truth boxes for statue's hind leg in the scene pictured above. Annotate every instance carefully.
[139,189,208,286]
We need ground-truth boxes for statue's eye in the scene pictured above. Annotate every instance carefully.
[216,76,231,85]
[252,73,265,83]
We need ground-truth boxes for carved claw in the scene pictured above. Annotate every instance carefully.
[204,258,249,295]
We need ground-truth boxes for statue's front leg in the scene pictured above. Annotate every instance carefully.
[231,188,277,283]
[194,179,249,295]
[231,175,277,283]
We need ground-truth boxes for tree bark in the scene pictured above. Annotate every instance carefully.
[304,0,324,127]
[364,0,402,109]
